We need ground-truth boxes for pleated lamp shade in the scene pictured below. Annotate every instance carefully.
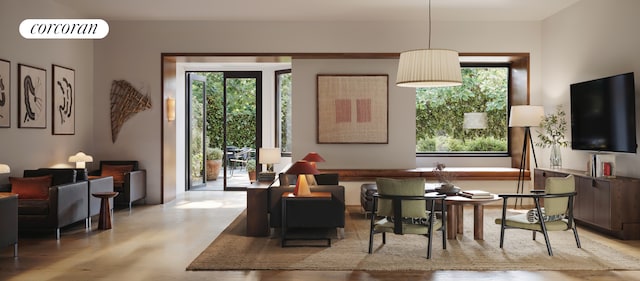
[302,152,325,168]
[509,105,545,127]
[396,49,463,88]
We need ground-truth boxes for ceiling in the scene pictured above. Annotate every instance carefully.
[55,0,581,22]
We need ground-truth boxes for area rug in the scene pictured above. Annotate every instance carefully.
[187,207,640,271]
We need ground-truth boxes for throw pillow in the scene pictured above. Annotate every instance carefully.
[101,165,134,184]
[10,175,52,200]
[526,207,565,223]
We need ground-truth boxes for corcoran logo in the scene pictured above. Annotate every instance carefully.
[19,19,109,39]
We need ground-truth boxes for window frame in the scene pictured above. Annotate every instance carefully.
[274,69,292,157]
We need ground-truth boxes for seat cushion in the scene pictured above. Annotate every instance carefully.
[102,165,134,184]
[10,175,52,200]
[495,214,569,231]
[17,199,50,215]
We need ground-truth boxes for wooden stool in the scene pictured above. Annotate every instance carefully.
[92,192,119,230]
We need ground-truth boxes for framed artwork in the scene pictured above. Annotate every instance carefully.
[317,74,388,144]
[52,64,75,135]
[0,59,9,128]
[18,63,46,128]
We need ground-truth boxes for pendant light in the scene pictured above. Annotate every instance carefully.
[396,0,462,88]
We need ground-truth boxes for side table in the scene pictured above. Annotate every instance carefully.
[281,191,332,247]
[445,194,501,240]
[92,192,119,230]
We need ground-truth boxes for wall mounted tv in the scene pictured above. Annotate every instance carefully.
[570,72,637,153]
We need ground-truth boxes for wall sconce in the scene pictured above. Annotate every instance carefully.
[68,152,93,169]
[166,97,176,122]
[0,164,10,174]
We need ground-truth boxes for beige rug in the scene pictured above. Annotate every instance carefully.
[187,207,640,271]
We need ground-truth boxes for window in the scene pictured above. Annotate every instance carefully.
[416,66,509,154]
[276,69,292,155]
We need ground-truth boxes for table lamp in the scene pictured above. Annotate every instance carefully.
[302,152,325,169]
[463,112,488,130]
[68,152,93,169]
[286,160,319,196]
[258,147,281,182]
[0,164,10,174]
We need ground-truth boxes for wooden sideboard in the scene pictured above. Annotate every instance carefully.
[534,168,640,240]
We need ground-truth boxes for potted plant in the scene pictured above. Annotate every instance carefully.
[433,163,460,195]
[536,105,568,168]
[206,147,223,181]
[246,159,257,183]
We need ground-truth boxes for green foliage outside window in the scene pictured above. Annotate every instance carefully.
[416,67,508,153]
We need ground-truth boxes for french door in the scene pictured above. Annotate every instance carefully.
[186,71,262,191]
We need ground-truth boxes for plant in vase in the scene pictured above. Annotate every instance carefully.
[433,163,460,195]
[205,147,223,181]
[246,159,257,183]
[536,105,568,169]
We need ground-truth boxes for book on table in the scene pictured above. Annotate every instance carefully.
[460,190,493,199]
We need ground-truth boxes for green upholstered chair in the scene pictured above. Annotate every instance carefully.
[495,174,580,256]
[368,178,446,259]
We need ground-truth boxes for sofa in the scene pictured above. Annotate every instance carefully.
[0,193,18,257]
[268,185,345,237]
[90,161,146,209]
[12,169,89,239]
[36,168,114,227]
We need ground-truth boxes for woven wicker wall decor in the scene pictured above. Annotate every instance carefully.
[110,80,152,143]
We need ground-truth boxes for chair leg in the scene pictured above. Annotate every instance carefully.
[382,232,386,244]
[55,228,61,240]
[532,231,536,241]
[499,199,508,249]
[573,226,581,248]
[13,243,18,258]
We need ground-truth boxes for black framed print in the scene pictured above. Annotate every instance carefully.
[52,64,75,135]
[18,63,46,128]
[0,59,9,128]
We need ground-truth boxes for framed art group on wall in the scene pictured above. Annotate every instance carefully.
[18,63,47,129]
[317,74,388,144]
[52,64,75,135]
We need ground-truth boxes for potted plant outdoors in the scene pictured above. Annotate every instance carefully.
[536,105,569,169]
[206,147,224,181]
[246,159,257,183]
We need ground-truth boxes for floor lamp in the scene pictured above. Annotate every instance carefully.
[509,105,545,208]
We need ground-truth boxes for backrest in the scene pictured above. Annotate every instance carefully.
[376,178,426,218]
[315,173,339,185]
[24,169,77,186]
[38,168,88,181]
[545,174,575,216]
[100,161,139,171]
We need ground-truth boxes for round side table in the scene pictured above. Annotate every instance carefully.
[92,192,119,230]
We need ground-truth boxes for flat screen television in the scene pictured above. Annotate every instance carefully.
[570,72,637,153]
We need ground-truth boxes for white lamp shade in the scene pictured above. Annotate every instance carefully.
[463,112,488,129]
[0,164,10,174]
[509,105,545,127]
[258,148,281,164]
[68,152,93,168]
[396,49,463,88]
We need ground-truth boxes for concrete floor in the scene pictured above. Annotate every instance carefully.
[1,191,639,281]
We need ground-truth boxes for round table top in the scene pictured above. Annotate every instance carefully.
[92,191,119,198]
[426,192,501,204]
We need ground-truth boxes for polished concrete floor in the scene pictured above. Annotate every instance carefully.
[1,191,639,281]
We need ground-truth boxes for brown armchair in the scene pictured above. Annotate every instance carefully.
[90,161,146,209]
[12,169,89,240]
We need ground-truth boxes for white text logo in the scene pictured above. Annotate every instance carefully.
[19,19,109,39]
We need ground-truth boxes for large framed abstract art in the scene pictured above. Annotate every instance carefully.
[0,59,10,128]
[317,74,388,144]
[52,64,75,135]
[18,63,46,128]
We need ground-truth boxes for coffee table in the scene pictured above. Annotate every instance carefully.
[445,194,501,240]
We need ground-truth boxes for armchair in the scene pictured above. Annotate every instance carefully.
[90,161,146,209]
[36,168,114,227]
[12,169,89,240]
[368,178,446,259]
[495,174,580,256]
[0,193,18,257]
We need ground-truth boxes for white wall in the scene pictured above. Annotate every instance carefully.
[0,0,94,182]
[541,0,640,177]
[93,20,542,203]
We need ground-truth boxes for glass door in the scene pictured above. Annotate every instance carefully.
[187,73,207,189]
[223,72,262,190]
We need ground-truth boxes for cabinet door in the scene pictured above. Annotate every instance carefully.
[574,177,594,223]
[592,179,612,229]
